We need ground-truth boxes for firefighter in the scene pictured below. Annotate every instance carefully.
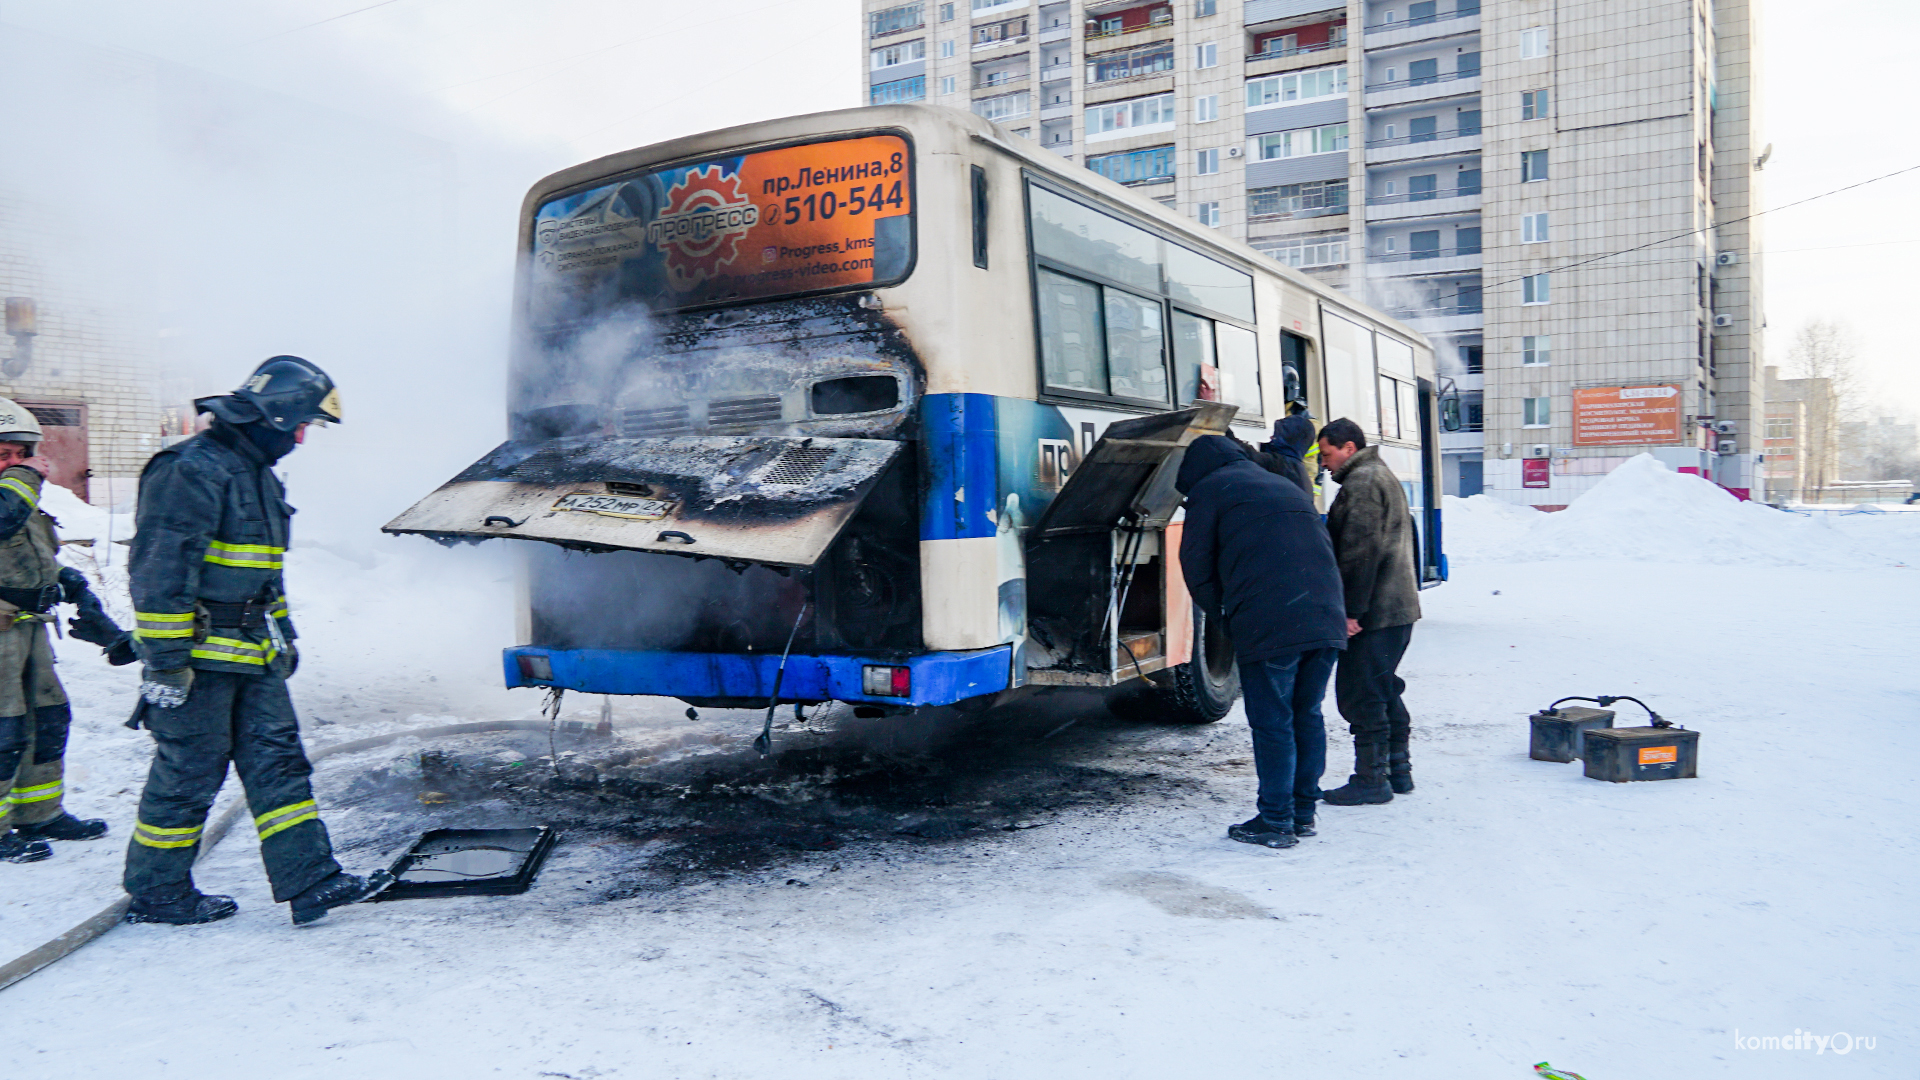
[0,400,120,864]
[123,356,389,925]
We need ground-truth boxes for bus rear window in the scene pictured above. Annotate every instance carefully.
[529,133,914,325]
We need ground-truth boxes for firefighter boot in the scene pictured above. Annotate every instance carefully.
[1388,740,1415,795]
[125,891,239,925]
[2,830,52,863]
[14,812,109,842]
[290,868,394,926]
[1320,740,1394,805]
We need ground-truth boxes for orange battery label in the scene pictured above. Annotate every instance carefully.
[1638,746,1679,765]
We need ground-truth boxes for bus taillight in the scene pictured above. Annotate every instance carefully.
[862,664,910,697]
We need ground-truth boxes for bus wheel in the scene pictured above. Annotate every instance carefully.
[1143,604,1240,724]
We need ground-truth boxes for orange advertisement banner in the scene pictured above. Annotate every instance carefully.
[531,134,913,321]
[1571,384,1685,447]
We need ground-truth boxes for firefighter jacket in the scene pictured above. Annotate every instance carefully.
[0,466,61,609]
[130,424,297,674]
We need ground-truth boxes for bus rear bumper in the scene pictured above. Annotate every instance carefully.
[502,645,1014,709]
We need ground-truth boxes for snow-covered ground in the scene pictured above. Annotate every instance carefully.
[2,456,1915,1078]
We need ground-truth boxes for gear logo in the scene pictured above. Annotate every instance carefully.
[647,165,761,290]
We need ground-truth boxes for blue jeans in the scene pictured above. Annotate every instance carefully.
[1240,648,1338,827]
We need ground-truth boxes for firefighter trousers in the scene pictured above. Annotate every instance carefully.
[123,669,341,903]
[0,618,72,830]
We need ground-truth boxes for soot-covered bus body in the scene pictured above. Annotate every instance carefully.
[387,105,1443,722]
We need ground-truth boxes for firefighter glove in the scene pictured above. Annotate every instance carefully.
[104,633,137,666]
[57,565,93,605]
[68,598,126,648]
[140,666,194,708]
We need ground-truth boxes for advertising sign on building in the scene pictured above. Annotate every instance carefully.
[1571,384,1685,447]
[1522,457,1551,488]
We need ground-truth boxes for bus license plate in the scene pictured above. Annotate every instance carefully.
[552,492,676,521]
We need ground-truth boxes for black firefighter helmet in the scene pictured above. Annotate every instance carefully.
[200,355,343,431]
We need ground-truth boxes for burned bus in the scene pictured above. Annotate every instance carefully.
[386,105,1443,723]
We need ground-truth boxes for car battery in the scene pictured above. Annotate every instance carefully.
[1529,706,1614,762]
[1581,726,1699,782]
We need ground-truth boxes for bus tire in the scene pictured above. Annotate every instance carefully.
[1151,604,1240,723]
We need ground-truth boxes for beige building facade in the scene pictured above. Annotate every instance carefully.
[864,0,1764,507]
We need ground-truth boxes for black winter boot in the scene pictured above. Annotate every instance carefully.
[290,869,394,926]
[1388,743,1415,795]
[1228,816,1299,849]
[1321,740,1394,805]
[2,830,52,863]
[1292,816,1317,837]
[14,812,110,841]
[125,891,239,925]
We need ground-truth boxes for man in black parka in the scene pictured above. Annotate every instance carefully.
[1177,435,1346,849]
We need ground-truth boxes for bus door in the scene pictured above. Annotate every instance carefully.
[1023,403,1233,686]
[1415,377,1447,585]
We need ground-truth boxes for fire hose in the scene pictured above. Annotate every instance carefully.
[0,718,557,994]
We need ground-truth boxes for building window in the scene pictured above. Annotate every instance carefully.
[1099,16,1123,33]
[1195,148,1220,175]
[1089,42,1174,83]
[1246,65,1348,109]
[1253,231,1348,268]
[973,0,1022,10]
[973,91,1031,121]
[1460,344,1484,373]
[1248,179,1348,219]
[1456,225,1481,253]
[972,16,1028,46]
[1765,417,1793,439]
[1195,94,1219,122]
[1254,123,1348,160]
[1195,42,1218,69]
[1086,93,1176,139]
[1195,201,1221,227]
[1522,335,1550,365]
[1521,149,1549,182]
[1522,212,1549,243]
[871,3,925,37]
[871,76,928,105]
[871,40,928,69]
[940,39,956,58]
[941,2,956,19]
[1521,88,1550,120]
[1195,0,1217,14]
[1087,144,1177,185]
[1523,396,1551,427]
[1520,26,1550,58]
[940,75,958,94]
[1522,273,1550,304]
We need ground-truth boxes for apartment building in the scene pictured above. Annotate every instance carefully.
[863,0,1764,506]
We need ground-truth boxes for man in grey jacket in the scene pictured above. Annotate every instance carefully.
[1315,418,1422,805]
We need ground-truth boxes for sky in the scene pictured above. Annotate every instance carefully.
[0,0,1912,413]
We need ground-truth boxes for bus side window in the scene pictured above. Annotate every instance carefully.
[971,165,989,270]
[1038,270,1108,393]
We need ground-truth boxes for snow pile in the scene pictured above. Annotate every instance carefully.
[1445,454,1914,567]
[39,481,133,544]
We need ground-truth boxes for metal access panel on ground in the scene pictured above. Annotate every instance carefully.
[382,435,903,568]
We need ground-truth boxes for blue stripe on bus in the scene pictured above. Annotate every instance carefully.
[503,645,1013,707]
[920,392,1000,541]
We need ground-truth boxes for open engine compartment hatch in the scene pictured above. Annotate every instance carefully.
[383,435,903,569]
[1028,402,1237,540]
[1024,403,1236,683]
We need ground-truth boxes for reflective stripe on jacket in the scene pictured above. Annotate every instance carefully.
[129,425,298,674]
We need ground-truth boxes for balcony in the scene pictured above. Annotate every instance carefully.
[1039,22,1072,42]
[1364,129,1481,164]
[1393,303,1483,334]
[1364,70,1479,108]
[1085,14,1174,46]
[1364,186,1481,220]
[1248,203,1348,224]
[1250,39,1341,61]
[1363,8,1479,48]
[1040,99,1074,120]
[869,3,926,38]
[1039,59,1074,82]
[1368,247,1482,276]
[975,71,1031,91]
